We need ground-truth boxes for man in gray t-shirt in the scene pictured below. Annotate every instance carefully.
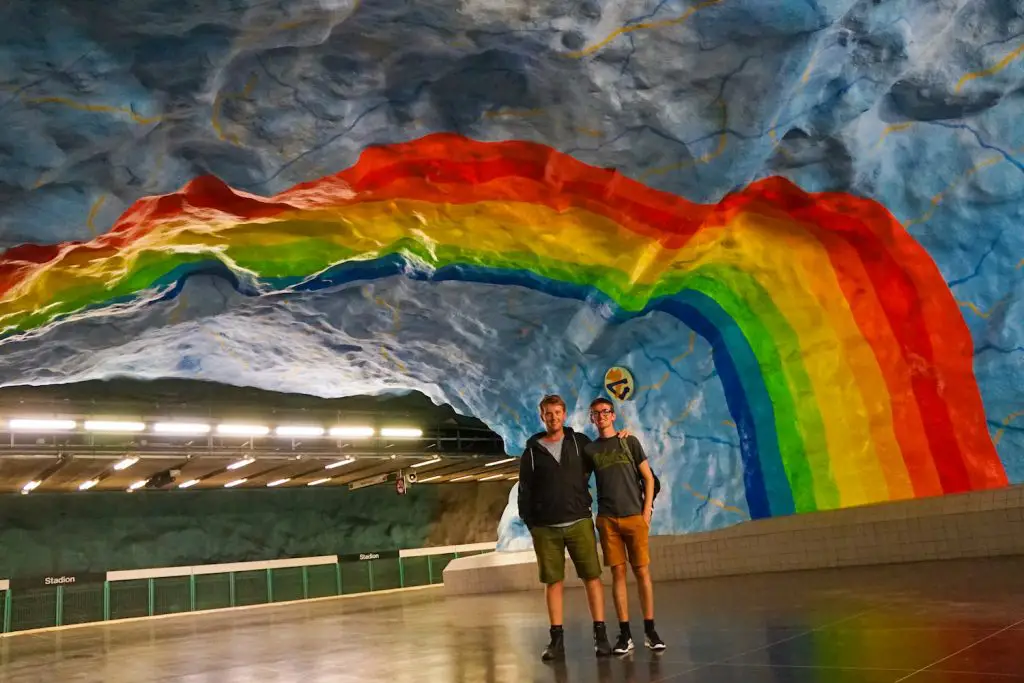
[583,397,665,654]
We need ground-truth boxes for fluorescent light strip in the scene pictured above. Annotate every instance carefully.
[267,478,291,487]
[21,480,41,493]
[127,479,148,491]
[325,457,355,470]
[216,424,270,436]
[178,479,199,489]
[275,425,325,437]
[450,474,475,482]
[418,476,441,483]
[84,420,145,432]
[226,457,255,471]
[154,422,211,435]
[225,478,247,488]
[484,457,516,467]
[10,418,76,431]
[328,426,375,437]
[307,478,331,487]
[380,427,422,438]
[78,479,99,491]
[480,473,506,481]
[113,456,139,471]
[411,457,441,468]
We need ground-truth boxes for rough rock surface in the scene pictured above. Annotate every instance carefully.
[0,0,1021,550]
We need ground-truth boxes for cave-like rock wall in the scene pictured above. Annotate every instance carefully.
[0,0,1021,548]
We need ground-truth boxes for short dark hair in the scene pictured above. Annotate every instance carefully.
[589,397,615,411]
[539,394,567,412]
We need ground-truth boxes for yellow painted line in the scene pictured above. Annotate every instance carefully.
[722,420,736,427]
[667,396,700,428]
[903,155,1002,228]
[23,96,160,124]
[683,482,746,516]
[565,0,724,59]
[672,332,696,364]
[575,127,604,138]
[211,74,258,144]
[955,41,1024,92]
[993,410,1024,446]
[86,195,107,236]
[873,122,914,150]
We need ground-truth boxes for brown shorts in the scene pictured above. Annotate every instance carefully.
[596,515,650,568]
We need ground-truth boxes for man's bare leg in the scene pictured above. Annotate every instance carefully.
[611,564,630,622]
[545,580,564,626]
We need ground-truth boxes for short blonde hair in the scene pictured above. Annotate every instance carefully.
[539,394,567,412]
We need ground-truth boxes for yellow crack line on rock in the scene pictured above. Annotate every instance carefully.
[22,96,162,125]
[682,482,746,516]
[374,295,401,331]
[667,396,700,429]
[483,107,546,119]
[86,195,107,236]
[380,346,407,373]
[671,332,696,364]
[565,0,724,59]
[722,420,736,427]
[993,410,1024,446]
[873,122,915,150]
[903,154,1004,228]
[955,41,1024,93]
[640,101,728,179]
[211,73,258,144]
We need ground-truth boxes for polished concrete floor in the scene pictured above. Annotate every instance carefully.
[2,557,1024,682]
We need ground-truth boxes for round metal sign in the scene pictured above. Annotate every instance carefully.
[604,366,636,402]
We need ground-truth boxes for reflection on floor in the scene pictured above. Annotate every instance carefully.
[2,557,1024,682]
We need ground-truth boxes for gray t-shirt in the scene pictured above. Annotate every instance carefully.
[584,435,647,518]
[539,436,564,463]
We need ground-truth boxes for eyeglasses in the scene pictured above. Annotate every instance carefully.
[589,409,614,417]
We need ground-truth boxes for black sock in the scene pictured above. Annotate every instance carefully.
[619,621,632,637]
[550,624,563,634]
[644,619,655,634]
[593,620,606,632]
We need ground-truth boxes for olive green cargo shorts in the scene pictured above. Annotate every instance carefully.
[530,518,603,585]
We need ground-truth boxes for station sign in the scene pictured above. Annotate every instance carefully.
[338,550,400,563]
[9,572,107,590]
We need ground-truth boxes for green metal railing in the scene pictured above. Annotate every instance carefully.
[1,547,490,635]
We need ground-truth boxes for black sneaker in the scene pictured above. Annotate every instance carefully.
[645,629,666,651]
[612,632,634,655]
[542,630,565,661]
[594,624,613,657]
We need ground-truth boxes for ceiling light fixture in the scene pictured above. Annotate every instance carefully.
[78,479,99,491]
[328,426,375,438]
[380,427,422,438]
[450,474,475,482]
[113,456,140,471]
[411,457,442,468]
[21,480,41,494]
[84,420,146,432]
[9,418,76,431]
[484,457,516,467]
[418,475,441,483]
[325,457,355,470]
[154,422,211,435]
[226,457,255,471]
[275,425,325,437]
[127,479,148,491]
[178,479,199,489]
[267,478,291,487]
[307,478,330,487]
[224,478,247,488]
[216,424,270,437]
[480,473,506,481]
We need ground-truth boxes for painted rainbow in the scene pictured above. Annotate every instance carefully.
[0,133,1007,518]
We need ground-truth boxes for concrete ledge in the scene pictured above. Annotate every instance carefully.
[443,484,1024,596]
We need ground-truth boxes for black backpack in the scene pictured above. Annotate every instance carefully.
[619,437,661,507]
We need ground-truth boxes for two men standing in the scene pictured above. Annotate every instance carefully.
[517,394,665,661]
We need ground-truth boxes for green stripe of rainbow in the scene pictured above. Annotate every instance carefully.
[0,133,1007,517]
